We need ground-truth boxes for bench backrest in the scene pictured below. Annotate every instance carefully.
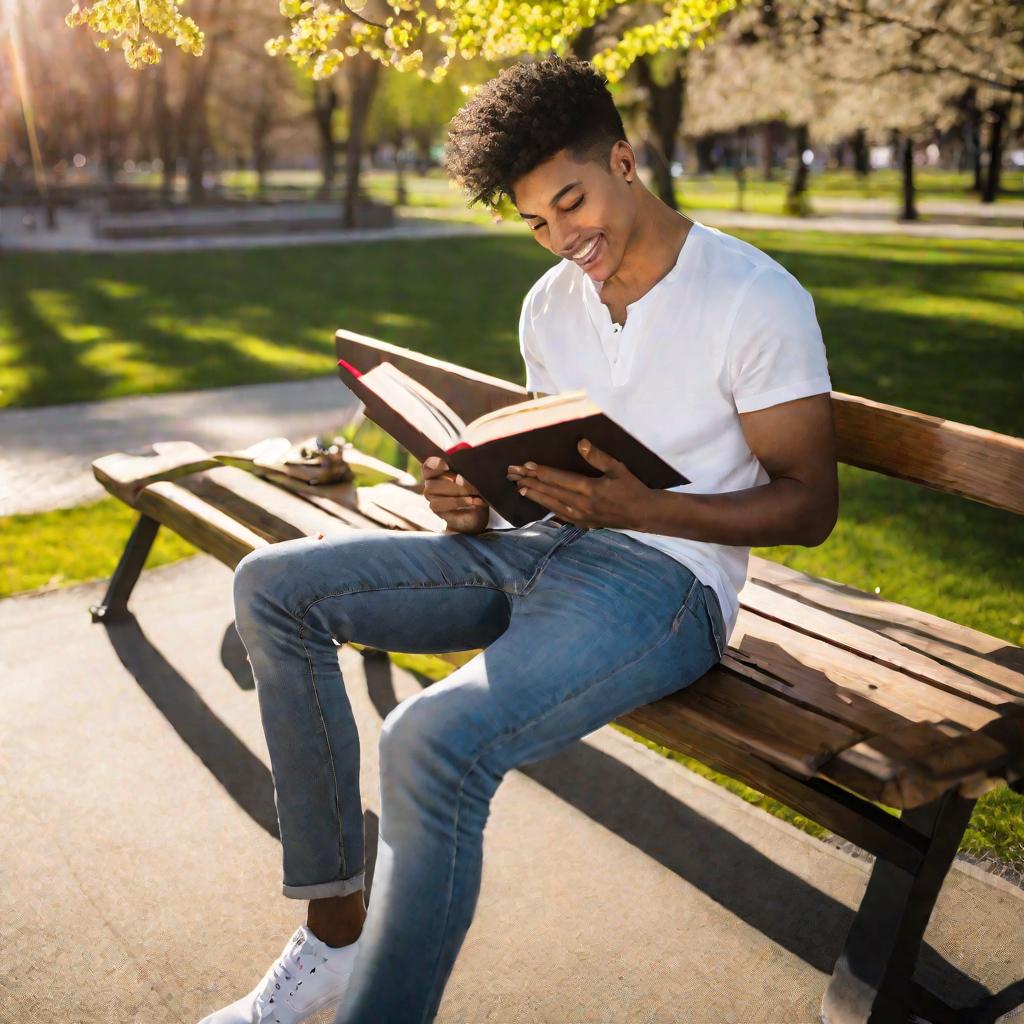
[335,329,1024,517]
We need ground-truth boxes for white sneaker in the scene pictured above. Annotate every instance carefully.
[198,924,361,1024]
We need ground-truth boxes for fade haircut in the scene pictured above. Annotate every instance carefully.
[443,55,627,210]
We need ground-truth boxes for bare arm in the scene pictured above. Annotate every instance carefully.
[637,393,839,547]
[509,393,838,548]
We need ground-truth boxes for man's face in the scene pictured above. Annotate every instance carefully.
[511,142,636,284]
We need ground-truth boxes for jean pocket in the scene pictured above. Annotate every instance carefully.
[699,584,727,659]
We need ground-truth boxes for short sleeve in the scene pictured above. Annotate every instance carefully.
[519,291,558,396]
[726,267,832,414]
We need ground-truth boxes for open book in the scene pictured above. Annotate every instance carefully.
[337,358,688,528]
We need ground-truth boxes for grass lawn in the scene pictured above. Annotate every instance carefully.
[359,166,1024,218]
[213,166,1024,215]
[3,228,1022,868]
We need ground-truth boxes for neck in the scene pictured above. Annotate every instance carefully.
[604,190,692,298]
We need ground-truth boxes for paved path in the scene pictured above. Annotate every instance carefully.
[696,207,1022,240]
[2,555,1021,1023]
[1,208,497,253]
[3,199,1021,253]
[0,376,363,515]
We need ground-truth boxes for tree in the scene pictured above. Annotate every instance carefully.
[366,64,468,203]
[65,0,738,86]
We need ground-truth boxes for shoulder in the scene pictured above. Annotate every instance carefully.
[699,225,813,319]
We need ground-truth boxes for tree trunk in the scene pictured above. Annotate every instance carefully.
[734,124,748,211]
[153,63,176,205]
[761,122,778,181]
[899,133,917,221]
[695,135,716,174]
[252,117,270,201]
[981,100,1009,204]
[633,56,685,210]
[570,24,596,60]
[851,127,870,178]
[394,130,408,205]
[342,51,381,229]
[313,80,339,199]
[184,113,207,205]
[785,123,810,215]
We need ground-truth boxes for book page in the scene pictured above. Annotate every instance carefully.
[374,363,468,439]
[361,364,465,450]
[462,390,601,448]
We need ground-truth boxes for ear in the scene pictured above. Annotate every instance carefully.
[610,140,635,183]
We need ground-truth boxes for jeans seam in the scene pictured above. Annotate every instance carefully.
[419,600,687,1022]
[669,576,700,635]
[296,616,348,881]
[518,525,587,597]
[697,587,727,658]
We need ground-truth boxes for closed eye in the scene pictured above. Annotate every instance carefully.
[530,194,585,231]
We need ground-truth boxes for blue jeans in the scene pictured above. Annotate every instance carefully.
[232,519,726,1024]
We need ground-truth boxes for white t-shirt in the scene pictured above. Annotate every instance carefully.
[488,219,832,642]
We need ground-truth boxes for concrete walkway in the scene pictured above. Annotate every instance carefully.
[3,200,1021,253]
[694,207,1022,240]
[0,376,363,515]
[0,207,499,253]
[2,554,1022,1023]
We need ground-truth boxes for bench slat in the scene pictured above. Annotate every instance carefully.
[135,481,268,569]
[740,581,1021,712]
[179,466,362,542]
[728,607,1014,732]
[831,391,1024,515]
[93,441,219,506]
[746,557,1024,697]
[648,669,868,778]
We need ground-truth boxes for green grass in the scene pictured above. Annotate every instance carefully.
[0,498,200,599]
[360,166,1024,217]
[2,228,1022,869]
[3,231,1022,424]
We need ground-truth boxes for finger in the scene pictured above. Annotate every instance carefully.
[511,460,592,493]
[517,479,581,514]
[425,477,482,498]
[576,438,625,476]
[452,472,482,495]
[422,456,450,478]
[431,494,487,513]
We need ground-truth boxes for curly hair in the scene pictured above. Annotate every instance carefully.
[443,55,627,210]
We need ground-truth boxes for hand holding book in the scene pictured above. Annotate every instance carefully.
[336,357,688,528]
[505,436,662,530]
[421,455,492,534]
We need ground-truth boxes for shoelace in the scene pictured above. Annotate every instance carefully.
[253,932,329,1021]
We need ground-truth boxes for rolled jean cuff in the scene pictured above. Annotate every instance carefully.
[282,869,365,901]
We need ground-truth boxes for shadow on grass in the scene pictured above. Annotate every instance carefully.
[0,236,556,409]
[4,233,1022,439]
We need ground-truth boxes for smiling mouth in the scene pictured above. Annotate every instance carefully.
[571,236,601,266]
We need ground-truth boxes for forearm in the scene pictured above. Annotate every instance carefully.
[636,477,836,548]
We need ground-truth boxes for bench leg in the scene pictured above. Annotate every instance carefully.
[821,788,977,1024]
[89,514,161,624]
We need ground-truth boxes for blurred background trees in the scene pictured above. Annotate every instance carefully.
[2,0,1021,222]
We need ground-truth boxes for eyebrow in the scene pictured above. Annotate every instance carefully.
[518,181,582,219]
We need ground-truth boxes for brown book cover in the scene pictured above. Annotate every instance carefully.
[337,358,688,527]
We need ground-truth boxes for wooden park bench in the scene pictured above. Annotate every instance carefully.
[90,327,1024,1024]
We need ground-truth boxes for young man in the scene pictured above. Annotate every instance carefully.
[202,55,836,1024]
